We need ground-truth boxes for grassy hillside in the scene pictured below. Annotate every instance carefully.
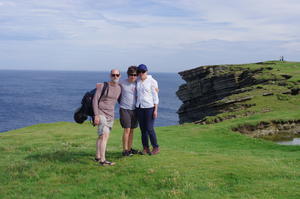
[1,119,300,199]
[1,61,299,198]
[199,61,300,125]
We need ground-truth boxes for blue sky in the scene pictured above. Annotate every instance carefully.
[0,0,299,72]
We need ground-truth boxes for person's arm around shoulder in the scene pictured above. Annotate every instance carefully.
[117,83,122,104]
[93,83,103,125]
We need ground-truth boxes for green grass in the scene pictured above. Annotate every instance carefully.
[1,119,300,199]
[1,60,300,198]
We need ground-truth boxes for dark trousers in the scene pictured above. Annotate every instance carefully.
[136,107,159,148]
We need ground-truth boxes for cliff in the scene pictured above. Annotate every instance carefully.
[176,61,300,124]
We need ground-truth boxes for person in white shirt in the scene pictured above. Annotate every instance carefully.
[136,64,160,155]
[119,66,139,156]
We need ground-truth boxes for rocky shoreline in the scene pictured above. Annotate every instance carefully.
[232,120,300,140]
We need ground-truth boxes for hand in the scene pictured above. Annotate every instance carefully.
[94,116,100,125]
[153,111,158,119]
[96,83,102,89]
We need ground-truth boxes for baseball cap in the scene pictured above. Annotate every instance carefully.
[137,64,148,71]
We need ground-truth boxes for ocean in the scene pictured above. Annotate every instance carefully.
[0,70,184,133]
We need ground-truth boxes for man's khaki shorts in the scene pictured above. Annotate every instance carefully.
[97,115,114,136]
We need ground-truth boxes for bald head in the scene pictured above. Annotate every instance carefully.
[111,69,120,75]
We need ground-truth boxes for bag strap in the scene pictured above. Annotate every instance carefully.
[98,82,108,105]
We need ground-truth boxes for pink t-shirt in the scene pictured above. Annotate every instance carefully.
[92,82,121,121]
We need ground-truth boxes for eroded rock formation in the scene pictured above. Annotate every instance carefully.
[176,64,267,123]
[176,61,298,124]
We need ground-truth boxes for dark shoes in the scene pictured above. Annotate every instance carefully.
[139,147,151,155]
[151,147,160,155]
[122,150,133,157]
[123,147,160,156]
[139,147,160,155]
[122,148,139,156]
[130,148,139,154]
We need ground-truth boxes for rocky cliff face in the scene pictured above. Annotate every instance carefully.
[176,61,299,124]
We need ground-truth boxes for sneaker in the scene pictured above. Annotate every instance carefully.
[151,147,160,155]
[139,147,151,155]
[130,148,139,154]
[122,150,133,157]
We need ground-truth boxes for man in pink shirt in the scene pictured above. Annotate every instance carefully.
[93,69,121,166]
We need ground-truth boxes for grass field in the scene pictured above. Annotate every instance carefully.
[1,61,300,199]
[1,118,300,199]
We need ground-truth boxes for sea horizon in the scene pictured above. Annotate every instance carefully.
[0,70,184,133]
[0,69,180,74]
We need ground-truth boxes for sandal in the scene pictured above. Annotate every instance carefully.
[99,160,116,166]
[94,157,101,162]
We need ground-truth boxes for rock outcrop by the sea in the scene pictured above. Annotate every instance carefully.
[176,61,299,124]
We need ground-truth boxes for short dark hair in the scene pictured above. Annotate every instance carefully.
[127,66,137,75]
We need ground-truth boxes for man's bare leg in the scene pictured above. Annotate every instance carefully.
[96,136,101,159]
[100,132,110,162]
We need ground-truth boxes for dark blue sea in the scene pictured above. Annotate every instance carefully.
[0,70,184,133]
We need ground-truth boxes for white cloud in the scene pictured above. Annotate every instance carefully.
[0,0,299,71]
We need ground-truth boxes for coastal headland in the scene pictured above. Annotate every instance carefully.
[1,61,300,198]
[177,60,300,140]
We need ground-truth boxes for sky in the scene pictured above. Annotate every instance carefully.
[0,0,300,72]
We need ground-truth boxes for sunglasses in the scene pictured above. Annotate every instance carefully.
[128,74,137,76]
[137,70,146,74]
[111,74,120,77]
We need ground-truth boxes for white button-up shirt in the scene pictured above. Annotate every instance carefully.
[136,75,159,108]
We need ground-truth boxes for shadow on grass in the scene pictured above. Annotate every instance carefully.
[25,150,123,163]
